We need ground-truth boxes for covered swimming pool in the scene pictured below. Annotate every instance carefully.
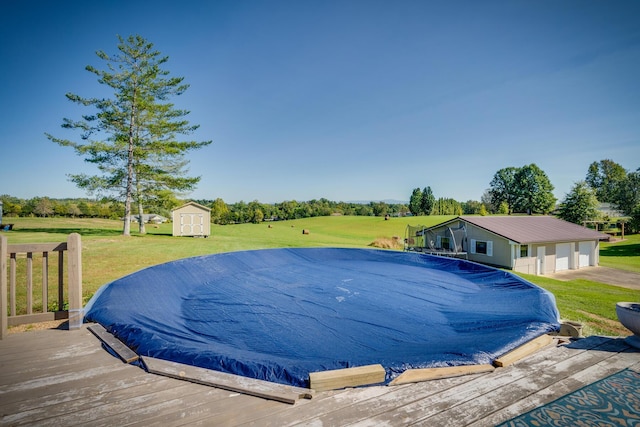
[84,248,560,388]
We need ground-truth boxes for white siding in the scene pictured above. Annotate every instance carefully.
[578,241,592,268]
[555,243,571,271]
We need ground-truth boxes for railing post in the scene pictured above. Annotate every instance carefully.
[67,233,83,330]
[1,235,7,339]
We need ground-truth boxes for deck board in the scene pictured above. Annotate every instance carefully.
[0,326,638,426]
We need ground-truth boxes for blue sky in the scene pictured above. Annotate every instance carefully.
[1,0,639,204]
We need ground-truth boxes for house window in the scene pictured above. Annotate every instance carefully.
[519,245,529,258]
[470,239,493,256]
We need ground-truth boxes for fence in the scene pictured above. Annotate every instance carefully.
[1,233,82,339]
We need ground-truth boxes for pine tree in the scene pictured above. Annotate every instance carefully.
[558,181,599,224]
[409,188,423,215]
[420,186,435,215]
[47,35,211,235]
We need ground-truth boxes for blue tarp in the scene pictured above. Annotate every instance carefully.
[84,248,560,387]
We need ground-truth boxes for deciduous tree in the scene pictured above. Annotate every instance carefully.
[616,168,640,215]
[586,159,627,203]
[489,164,555,214]
[489,167,518,214]
[513,164,556,214]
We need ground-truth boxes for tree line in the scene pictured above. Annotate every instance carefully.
[0,194,487,224]
[0,195,410,223]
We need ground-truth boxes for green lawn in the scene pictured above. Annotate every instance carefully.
[2,215,637,336]
[599,233,640,273]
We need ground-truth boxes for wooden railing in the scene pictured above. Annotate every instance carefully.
[1,233,83,339]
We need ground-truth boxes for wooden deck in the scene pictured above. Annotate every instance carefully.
[1,326,638,426]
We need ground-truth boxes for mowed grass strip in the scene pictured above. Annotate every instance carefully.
[1,215,637,336]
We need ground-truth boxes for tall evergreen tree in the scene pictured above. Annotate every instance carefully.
[420,186,435,215]
[47,35,211,235]
[557,181,599,224]
[409,188,423,215]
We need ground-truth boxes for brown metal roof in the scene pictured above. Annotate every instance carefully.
[457,215,609,244]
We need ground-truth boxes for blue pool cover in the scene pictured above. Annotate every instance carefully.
[84,248,560,388]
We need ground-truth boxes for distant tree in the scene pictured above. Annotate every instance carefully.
[462,200,483,215]
[513,164,556,214]
[585,159,627,203]
[557,181,600,224]
[432,197,463,215]
[68,203,82,217]
[489,167,519,214]
[479,204,488,216]
[210,198,230,224]
[53,201,69,217]
[355,204,374,216]
[420,187,435,215]
[628,205,640,234]
[371,201,389,217]
[480,189,496,214]
[409,188,423,215]
[0,195,22,217]
[47,35,211,236]
[77,201,94,217]
[248,200,264,224]
[33,197,54,217]
[616,168,640,215]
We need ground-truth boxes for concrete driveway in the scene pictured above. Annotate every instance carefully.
[548,266,640,291]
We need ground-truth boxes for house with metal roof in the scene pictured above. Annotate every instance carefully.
[405,216,609,275]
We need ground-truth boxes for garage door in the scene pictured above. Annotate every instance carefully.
[578,241,592,267]
[555,243,571,271]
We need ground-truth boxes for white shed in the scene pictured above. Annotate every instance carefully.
[171,202,211,237]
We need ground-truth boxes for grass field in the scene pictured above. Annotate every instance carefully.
[600,233,640,273]
[2,215,638,336]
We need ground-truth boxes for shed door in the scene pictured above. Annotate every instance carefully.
[578,241,592,267]
[555,243,571,271]
[180,213,204,236]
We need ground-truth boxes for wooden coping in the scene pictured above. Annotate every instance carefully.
[87,323,139,364]
[309,364,386,392]
[87,322,554,396]
[389,364,495,386]
[143,356,313,404]
[389,334,554,386]
[493,334,553,367]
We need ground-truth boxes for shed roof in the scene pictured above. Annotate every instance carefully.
[172,201,211,212]
[441,216,608,244]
